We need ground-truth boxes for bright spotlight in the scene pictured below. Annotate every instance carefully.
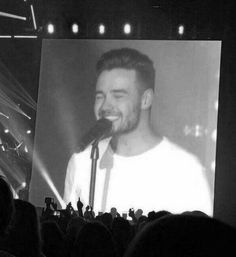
[0,112,9,119]
[211,161,215,172]
[24,145,28,153]
[178,24,185,35]
[26,130,31,134]
[123,23,131,34]
[98,23,106,35]
[214,100,218,111]
[4,129,9,133]
[211,129,217,142]
[22,182,26,188]
[47,23,55,34]
[72,23,79,34]
[33,150,66,209]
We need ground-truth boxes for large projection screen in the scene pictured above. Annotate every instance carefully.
[30,40,221,216]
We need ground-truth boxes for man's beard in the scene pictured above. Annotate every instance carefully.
[114,111,140,135]
[99,107,141,137]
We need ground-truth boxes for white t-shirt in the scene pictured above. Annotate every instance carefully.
[63,138,212,216]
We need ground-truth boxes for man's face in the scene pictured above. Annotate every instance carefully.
[94,68,143,135]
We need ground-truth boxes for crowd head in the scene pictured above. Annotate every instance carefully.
[0,176,14,237]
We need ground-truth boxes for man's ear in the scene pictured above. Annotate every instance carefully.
[141,89,154,110]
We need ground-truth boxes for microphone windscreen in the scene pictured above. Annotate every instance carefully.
[77,118,112,152]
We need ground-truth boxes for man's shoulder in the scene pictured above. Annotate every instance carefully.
[158,137,202,167]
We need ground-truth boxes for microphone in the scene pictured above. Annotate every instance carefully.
[77,118,112,152]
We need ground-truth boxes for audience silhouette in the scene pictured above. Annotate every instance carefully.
[65,216,87,253]
[0,176,16,257]
[0,176,14,238]
[111,217,133,257]
[1,182,236,257]
[71,221,118,257]
[0,199,44,257]
[41,220,66,257]
[124,214,236,257]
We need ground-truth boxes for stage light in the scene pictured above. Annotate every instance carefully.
[47,23,55,34]
[30,5,37,30]
[98,23,106,35]
[215,71,220,80]
[71,23,79,34]
[0,11,26,21]
[14,35,38,39]
[0,112,9,119]
[24,145,28,153]
[194,124,201,137]
[22,182,26,188]
[26,130,31,134]
[33,150,66,209]
[0,35,11,38]
[211,129,217,142]
[178,24,185,35]
[4,128,9,133]
[211,161,215,172]
[123,23,131,34]
[183,125,190,136]
[214,100,218,111]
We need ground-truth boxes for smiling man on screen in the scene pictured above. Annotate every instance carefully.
[63,48,212,216]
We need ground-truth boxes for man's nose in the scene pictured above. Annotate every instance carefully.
[100,97,114,112]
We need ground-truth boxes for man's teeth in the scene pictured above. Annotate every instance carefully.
[104,116,119,121]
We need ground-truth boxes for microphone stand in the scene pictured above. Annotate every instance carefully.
[89,139,99,209]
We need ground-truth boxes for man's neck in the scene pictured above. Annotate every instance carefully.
[110,126,162,156]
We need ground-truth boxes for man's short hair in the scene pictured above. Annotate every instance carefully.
[96,48,155,91]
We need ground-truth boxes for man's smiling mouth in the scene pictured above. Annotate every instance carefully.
[103,115,120,121]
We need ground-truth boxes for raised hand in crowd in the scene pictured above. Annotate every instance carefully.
[129,208,137,223]
[76,197,84,217]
